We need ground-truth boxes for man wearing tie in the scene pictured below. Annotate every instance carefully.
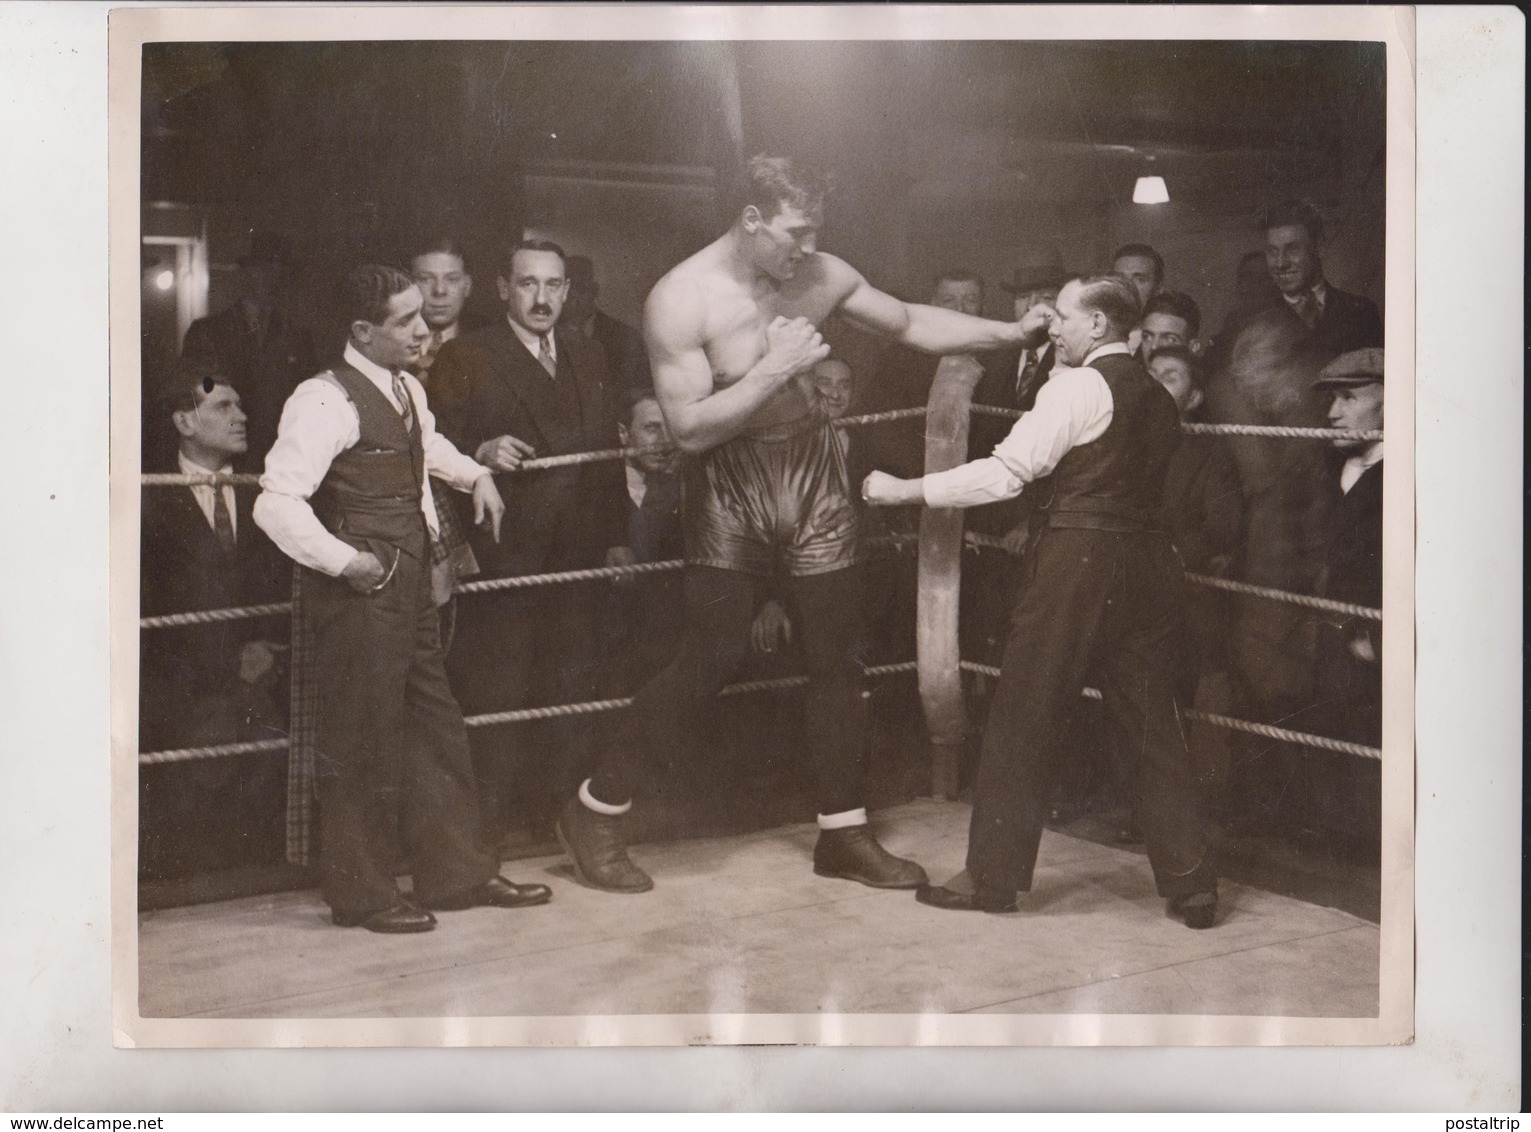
[408,236,474,384]
[430,240,631,846]
[602,390,685,697]
[1262,199,1383,360]
[139,366,289,879]
[963,254,1071,669]
[254,264,550,934]
[408,236,480,649]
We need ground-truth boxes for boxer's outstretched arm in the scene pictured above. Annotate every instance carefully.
[644,275,828,453]
[828,255,1050,354]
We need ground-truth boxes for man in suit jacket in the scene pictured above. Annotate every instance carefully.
[962,256,1070,669]
[139,369,290,880]
[1261,200,1384,360]
[602,389,685,696]
[430,239,631,843]
[563,255,653,407]
[1304,347,1384,856]
[179,232,318,465]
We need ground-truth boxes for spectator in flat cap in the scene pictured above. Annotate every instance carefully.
[1301,346,1385,859]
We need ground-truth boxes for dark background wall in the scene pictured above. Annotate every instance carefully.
[140,38,1385,378]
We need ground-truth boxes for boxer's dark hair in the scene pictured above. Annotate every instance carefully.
[1112,242,1165,284]
[1143,290,1202,339]
[341,264,416,328]
[1146,343,1203,391]
[1260,199,1326,245]
[1074,273,1143,338]
[741,154,831,221]
[499,238,567,278]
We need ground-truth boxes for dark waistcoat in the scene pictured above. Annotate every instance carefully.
[1038,350,1182,529]
[309,361,428,561]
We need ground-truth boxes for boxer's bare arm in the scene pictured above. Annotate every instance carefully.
[826,255,1050,353]
[644,275,829,453]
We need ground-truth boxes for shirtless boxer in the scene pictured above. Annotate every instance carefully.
[556,155,1048,893]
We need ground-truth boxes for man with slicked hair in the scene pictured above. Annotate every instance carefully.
[863,273,1219,927]
[255,265,550,934]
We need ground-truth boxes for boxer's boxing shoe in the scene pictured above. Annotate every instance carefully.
[556,797,654,894]
[813,826,928,889]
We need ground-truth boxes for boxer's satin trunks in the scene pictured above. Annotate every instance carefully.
[685,413,861,578]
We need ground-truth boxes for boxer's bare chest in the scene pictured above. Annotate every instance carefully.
[700,272,839,397]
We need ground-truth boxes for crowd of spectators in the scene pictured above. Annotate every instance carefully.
[138,198,1384,885]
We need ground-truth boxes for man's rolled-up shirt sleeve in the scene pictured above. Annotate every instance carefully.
[920,366,1114,510]
[252,380,362,577]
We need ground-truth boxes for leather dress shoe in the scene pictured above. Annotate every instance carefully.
[813,825,928,889]
[1168,890,1219,930]
[423,875,553,911]
[914,882,1018,913]
[331,900,437,934]
[556,797,654,893]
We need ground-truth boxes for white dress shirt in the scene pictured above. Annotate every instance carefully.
[1283,278,1329,319]
[179,451,237,540]
[1341,441,1383,494]
[507,315,556,368]
[921,342,1125,509]
[253,342,490,576]
[626,463,648,509]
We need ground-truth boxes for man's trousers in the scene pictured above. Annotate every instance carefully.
[305,528,496,919]
[967,524,1216,898]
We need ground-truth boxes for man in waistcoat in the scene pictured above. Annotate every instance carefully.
[254,264,552,934]
[863,273,1219,927]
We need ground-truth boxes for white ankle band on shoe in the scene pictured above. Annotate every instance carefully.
[817,807,868,831]
[579,779,632,816]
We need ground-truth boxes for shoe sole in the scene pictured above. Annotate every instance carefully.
[813,864,929,890]
[556,822,655,894]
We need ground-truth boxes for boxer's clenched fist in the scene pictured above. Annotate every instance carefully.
[761,315,830,379]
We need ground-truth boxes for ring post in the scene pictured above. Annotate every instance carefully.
[917,354,982,799]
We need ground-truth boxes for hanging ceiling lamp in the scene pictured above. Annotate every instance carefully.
[1132,174,1170,204]
[1132,154,1168,203]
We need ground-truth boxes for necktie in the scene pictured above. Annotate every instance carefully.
[538,335,557,379]
[1015,351,1042,409]
[212,486,236,554]
[391,370,414,431]
[1292,289,1320,329]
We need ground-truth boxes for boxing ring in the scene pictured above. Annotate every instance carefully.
[133,375,1387,1024]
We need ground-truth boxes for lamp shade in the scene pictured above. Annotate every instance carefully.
[1132,175,1170,204]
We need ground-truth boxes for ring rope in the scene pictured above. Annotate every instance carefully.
[960,531,1382,621]
[967,404,1381,442]
[138,661,921,764]
[955,661,1380,760]
[139,408,1381,490]
[138,410,932,488]
[140,532,919,629]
